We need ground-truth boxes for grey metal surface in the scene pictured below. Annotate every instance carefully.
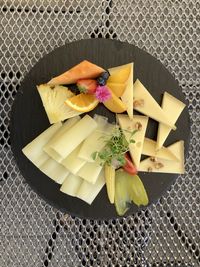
[0,0,199,266]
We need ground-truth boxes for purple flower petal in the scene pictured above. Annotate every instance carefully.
[95,85,111,103]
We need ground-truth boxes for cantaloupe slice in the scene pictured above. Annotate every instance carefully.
[48,60,105,85]
[107,82,126,97]
[107,63,132,83]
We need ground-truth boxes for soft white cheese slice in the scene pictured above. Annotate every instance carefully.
[117,114,148,168]
[133,80,176,129]
[60,174,83,197]
[157,92,185,149]
[142,138,178,161]
[139,140,184,173]
[77,161,103,184]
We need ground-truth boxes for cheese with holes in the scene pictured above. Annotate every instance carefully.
[76,171,105,204]
[157,92,185,149]
[139,141,184,173]
[133,80,176,129]
[117,114,148,168]
[142,138,178,161]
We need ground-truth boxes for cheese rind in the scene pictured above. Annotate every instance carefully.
[139,140,184,173]
[157,92,185,149]
[142,138,179,161]
[133,80,176,129]
[117,114,148,168]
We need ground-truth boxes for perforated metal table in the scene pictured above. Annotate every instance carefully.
[0,1,199,266]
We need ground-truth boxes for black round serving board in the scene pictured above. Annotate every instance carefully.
[10,39,190,220]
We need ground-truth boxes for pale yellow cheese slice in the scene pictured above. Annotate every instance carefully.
[139,140,184,173]
[77,161,103,184]
[133,80,176,129]
[117,114,148,168]
[142,138,178,161]
[22,122,62,167]
[60,174,83,197]
[76,171,105,204]
[61,144,86,175]
[40,157,69,184]
[157,92,185,149]
[121,63,134,119]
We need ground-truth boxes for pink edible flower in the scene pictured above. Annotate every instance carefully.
[95,85,111,103]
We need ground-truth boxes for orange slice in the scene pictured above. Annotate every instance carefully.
[103,88,127,113]
[106,82,126,97]
[65,93,99,112]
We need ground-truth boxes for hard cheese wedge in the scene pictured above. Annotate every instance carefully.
[142,138,178,161]
[139,140,184,173]
[37,84,82,124]
[22,122,62,167]
[157,92,186,149]
[121,63,134,119]
[61,144,86,174]
[40,158,69,184]
[48,60,105,85]
[117,114,148,168]
[44,116,80,161]
[76,171,105,205]
[133,80,176,129]
[60,174,83,197]
[77,161,103,184]
[47,115,97,161]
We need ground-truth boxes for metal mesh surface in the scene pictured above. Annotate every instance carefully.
[0,0,200,266]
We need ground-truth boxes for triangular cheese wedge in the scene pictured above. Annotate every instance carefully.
[157,92,185,149]
[117,114,148,168]
[49,60,105,85]
[133,80,176,129]
[139,140,184,173]
[108,63,132,83]
[142,138,178,161]
[121,63,134,119]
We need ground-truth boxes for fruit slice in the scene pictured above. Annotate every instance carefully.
[139,140,185,173]
[115,169,148,216]
[48,60,105,85]
[103,88,126,113]
[142,138,178,161]
[133,80,176,129]
[121,62,134,119]
[65,93,99,112]
[107,82,126,97]
[107,63,132,83]
[37,84,82,124]
[105,164,115,204]
[117,114,148,169]
[157,92,186,150]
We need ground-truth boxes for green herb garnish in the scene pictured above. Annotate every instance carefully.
[91,126,137,167]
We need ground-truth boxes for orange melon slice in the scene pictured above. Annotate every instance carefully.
[49,60,105,85]
[106,82,126,97]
